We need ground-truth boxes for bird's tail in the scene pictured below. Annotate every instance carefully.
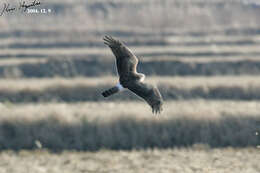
[102,83,124,97]
[102,86,120,97]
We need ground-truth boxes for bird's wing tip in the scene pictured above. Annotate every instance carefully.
[103,35,121,47]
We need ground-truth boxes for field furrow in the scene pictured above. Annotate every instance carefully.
[1,58,260,78]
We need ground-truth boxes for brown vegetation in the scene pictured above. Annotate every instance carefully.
[0,101,259,151]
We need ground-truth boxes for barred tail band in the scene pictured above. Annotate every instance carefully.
[102,87,119,97]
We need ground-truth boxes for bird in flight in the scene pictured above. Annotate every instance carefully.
[102,36,163,114]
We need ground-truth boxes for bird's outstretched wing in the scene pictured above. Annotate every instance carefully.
[103,36,139,77]
[103,35,135,59]
[126,81,163,114]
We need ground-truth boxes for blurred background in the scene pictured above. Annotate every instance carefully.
[0,0,260,172]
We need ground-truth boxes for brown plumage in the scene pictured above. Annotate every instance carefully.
[102,35,163,114]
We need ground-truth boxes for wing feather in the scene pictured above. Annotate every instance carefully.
[126,81,163,114]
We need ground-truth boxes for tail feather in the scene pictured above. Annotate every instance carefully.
[102,87,119,97]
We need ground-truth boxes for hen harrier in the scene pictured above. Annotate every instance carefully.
[101,36,163,114]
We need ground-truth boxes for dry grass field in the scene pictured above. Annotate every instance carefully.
[0,148,259,173]
[0,0,260,172]
[0,101,259,151]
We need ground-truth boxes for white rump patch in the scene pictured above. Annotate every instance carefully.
[140,74,145,82]
[116,83,124,91]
